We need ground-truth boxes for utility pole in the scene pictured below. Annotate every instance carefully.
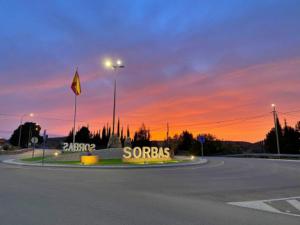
[18,115,24,148]
[42,130,47,166]
[27,124,32,148]
[272,104,280,155]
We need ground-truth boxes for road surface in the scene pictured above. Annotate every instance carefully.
[0,153,299,225]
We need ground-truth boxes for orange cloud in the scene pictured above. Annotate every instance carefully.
[2,58,300,142]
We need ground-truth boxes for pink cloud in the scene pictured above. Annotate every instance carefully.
[1,58,300,142]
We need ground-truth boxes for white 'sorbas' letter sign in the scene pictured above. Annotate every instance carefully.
[122,146,171,162]
[63,143,96,152]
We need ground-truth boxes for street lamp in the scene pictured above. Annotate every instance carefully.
[18,113,34,148]
[271,104,280,154]
[103,58,125,148]
[104,59,124,70]
[27,120,37,148]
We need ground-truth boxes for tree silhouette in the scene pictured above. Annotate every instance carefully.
[108,126,111,138]
[117,118,120,137]
[281,121,300,154]
[193,134,224,155]
[127,126,130,138]
[75,126,92,143]
[264,118,300,154]
[91,130,101,148]
[295,121,300,132]
[264,118,283,153]
[65,130,74,143]
[9,122,41,148]
[132,123,151,147]
[175,131,194,153]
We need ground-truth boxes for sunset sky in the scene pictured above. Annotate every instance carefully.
[1,0,300,142]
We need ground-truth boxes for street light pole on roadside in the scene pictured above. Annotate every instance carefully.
[18,113,34,148]
[28,124,32,148]
[27,122,38,148]
[271,104,280,155]
[31,125,39,158]
[104,58,125,148]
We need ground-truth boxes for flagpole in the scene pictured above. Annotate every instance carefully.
[71,68,80,146]
[73,92,77,146]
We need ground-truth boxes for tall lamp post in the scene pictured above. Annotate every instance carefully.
[104,58,124,148]
[271,104,280,155]
[27,122,38,148]
[18,113,34,148]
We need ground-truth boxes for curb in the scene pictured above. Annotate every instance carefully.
[1,158,208,169]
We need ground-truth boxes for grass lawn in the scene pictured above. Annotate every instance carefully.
[21,157,189,165]
[22,157,47,162]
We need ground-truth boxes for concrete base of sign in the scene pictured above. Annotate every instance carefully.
[46,148,123,162]
[94,148,123,159]
[107,134,122,148]
[81,155,99,165]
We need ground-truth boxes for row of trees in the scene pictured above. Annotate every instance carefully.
[170,131,243,156]
[264,119,300,154]
[8,117,300,155]
[65,119,131,148]
[64,122,151,149]
[8,119,152,149]
[172,119,300,156]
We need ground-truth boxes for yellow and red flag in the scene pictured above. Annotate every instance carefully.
[71,70,81,96]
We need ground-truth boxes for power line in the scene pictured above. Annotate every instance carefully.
[1,107,299,133]
[163,113,270,129]
[0,113,87,123]
[37,116,86,123]
[278,109,300,115]
[149,117,271,132]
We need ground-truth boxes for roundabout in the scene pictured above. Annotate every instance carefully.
[2,148,207,169]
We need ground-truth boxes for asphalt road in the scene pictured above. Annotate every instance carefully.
[0,153,300,225]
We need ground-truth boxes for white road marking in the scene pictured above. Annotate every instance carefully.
[228,197,300,217]
[287,199,300,211]
[233,196,300,202]
[229,201,281,213]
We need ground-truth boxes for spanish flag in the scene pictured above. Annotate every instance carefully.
[71,70,81,96]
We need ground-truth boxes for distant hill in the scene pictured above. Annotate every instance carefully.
[221,140,264,153]
[152,139,264,154]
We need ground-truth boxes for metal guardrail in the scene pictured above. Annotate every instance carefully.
[225,153,300,160]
